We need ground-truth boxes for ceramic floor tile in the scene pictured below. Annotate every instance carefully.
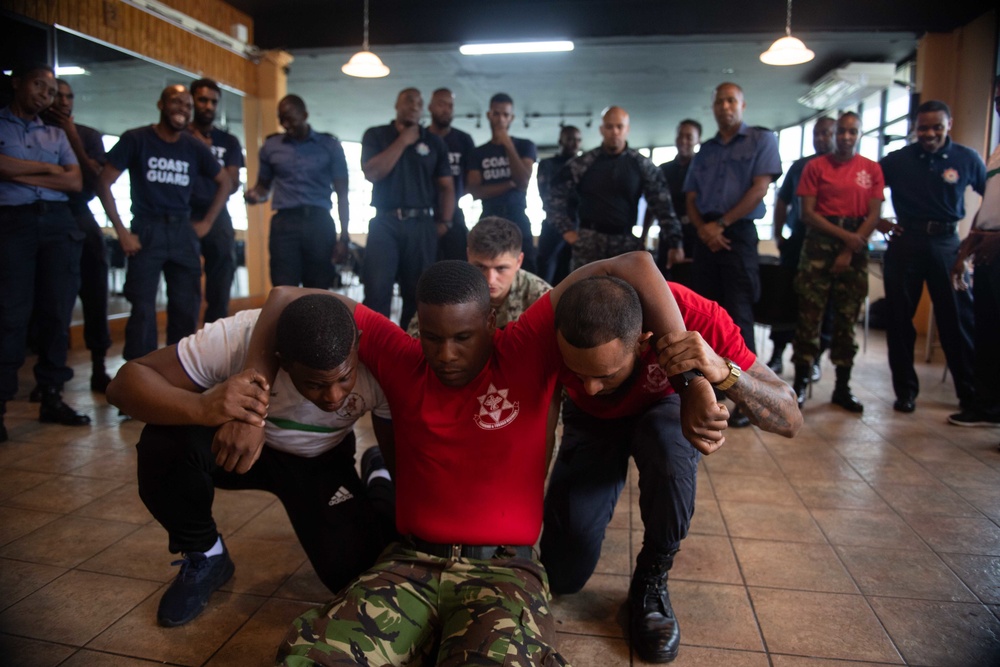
[654,646,769,666]
[8,443,117,475]
[770,656,904,666]
[719,501,827,543]
[667,533,742,585]
[836,545,978,601]
[0,634,77,667]
[3,473,124,514]
[954,485,1000,521]
[87,583,266,665]
[810,508,928,550]
[226,497,297,542]
[206,597,314,667]
[902,513,1000,555]
[72,482,153,525]
[210,488,278,538]
[555,633,630,667]
[688,498,727,536]
[70,449,139,482]
[0,570,159,646]
[0,504,61,547]
[58,651,172,666]
[938,553,1000,604]
[77,523,176,582]
[709,472,803,506]
[871,481,982,516]
[0,466,56,501]
[670,580,763,652]
[868,596,1000,667]
[846,457,941,486]
[749,587,902,663]
[0,557,67,612]
[593,527,632,577]
[271,560,331,604]
[732,538,857,593]
[549,573,629,639]
[0,514,140,567]
[221,535,309,596]
[791,480,889,511]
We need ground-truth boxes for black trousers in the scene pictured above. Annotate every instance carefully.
[192,203,236,324]
[76,207,112,355]
[692,219,760,353]
[136,424,396,594]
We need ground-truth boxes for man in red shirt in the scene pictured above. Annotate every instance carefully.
[541,277,801,662]
[234,252,711,665]
[792,112,884,412]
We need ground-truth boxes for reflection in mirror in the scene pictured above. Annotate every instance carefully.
[53,27,250,317]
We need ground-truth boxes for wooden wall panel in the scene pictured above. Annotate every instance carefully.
[7,0,256,95]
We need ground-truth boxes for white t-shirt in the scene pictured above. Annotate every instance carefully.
[176,309,391,457]
[976,144,1000,232]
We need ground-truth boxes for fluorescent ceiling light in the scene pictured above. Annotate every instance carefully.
[55,66,88,76]
[460,41,574,56]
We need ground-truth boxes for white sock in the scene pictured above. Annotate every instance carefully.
[202,535,224,557]
[367,469,391,485]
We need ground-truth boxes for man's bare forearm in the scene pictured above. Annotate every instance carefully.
[726,361,801,437]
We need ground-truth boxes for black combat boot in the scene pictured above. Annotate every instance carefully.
[792,364,811,408]
[831,365,863,413]
[91,351,112,393]
[629,553,680,663]
[38,387,92,426]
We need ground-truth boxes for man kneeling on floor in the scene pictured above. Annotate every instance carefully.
[107,295,396,627]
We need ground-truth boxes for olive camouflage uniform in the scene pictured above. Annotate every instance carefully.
[792,221,868,368]
[407,270,551,336]
[569,229,644,270]
[277,543,570,666]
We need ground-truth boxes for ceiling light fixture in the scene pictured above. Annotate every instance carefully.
[459,40,574,56]
[342,0,389,78]
[760,0,814,66]
[55,66,88,76]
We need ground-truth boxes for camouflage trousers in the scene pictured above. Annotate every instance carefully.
[570,229,642,270]
[792,227,868,368]
[277,542,570,667]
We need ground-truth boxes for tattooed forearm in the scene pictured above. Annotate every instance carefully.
[726,361,802,437]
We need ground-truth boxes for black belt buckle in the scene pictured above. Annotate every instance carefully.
[384,207,433,220]
[925,220,955,235]
[408,537,530,560]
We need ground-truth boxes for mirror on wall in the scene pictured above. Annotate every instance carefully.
[52,27,250,312]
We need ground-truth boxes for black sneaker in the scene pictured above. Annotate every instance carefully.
[728,408,751,428]
[629,564,680,663]
[157,542,235,627]
[38,388,91,426]
[831,387,864,413]
[948,410,1000,427]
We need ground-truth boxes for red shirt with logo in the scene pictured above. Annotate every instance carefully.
[797,153,884,218]
[560,282,756,420]
[354,296,561,545]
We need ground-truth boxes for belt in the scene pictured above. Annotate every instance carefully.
[579,220,632,235]
[0,200,69,215]
[378,207,434,220]
[276,205,330,217]
[406,536,533,560]
[827,216,864,229]
[136,213,190,224]
[899,218,957,235]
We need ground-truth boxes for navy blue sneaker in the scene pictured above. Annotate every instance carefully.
[361,445,387,483]
[157,541,235,627]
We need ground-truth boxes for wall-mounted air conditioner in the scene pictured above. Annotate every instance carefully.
[798,62,897,110]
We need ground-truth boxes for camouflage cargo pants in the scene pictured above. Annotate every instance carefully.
[792,227,868,368]
[570,229,642,270]
[277,542,570,667]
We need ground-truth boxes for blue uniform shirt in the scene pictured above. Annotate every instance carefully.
[190,127,244,208]
[469,137,537,216]
[880,138,986,223]
[776,153,822,237]
[106,125,220,217]
[0,106,78,206]
[439,127,475,200]
[258,128,347,211]
[361,122,451,210]
[683,122,781,220]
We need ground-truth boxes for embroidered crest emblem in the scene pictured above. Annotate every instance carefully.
[335,393,365,420]
[642,363,671,393]
[855,169,873,189]
[474,383,520,430]
[941,168,959,184]
[415,142,430,156]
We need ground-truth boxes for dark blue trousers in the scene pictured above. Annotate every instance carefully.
[692,219,761,354]
[437,207,467,262]
[883,231,975,405]
[193,204,236,324]
[122,215,201,361]
[536,219,571,286]
[540,395,699,594]
[76,208,112,354]
[0,202,82,402]
[269,206,336,290]
[362,213,438,328]
[971,257,1000,416]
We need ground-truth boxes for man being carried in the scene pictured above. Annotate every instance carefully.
[407,216,550,335]
[468,92,538,272]
[107,295,395,627]
[542,277,801,663]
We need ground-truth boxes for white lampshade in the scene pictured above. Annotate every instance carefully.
[760,35,815,66]
[342,50,390,78]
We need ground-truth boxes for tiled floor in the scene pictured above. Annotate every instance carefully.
[2,328,1000,666]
